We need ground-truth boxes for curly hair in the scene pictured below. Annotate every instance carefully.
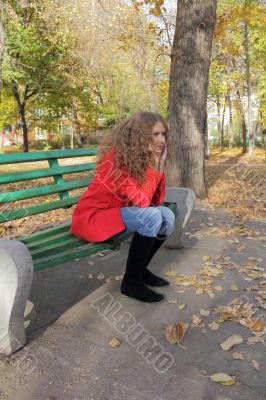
[97,111,170,184]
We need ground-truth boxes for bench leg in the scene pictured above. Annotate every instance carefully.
[0,240,33,355]
[164,187,196,249]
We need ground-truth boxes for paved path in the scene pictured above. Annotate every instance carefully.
[0,203,265,400]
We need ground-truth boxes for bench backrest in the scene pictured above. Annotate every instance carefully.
[0,149,97,223]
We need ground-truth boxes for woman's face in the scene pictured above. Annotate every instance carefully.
[150,121,166,156]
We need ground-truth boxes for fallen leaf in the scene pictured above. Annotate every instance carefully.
[164,322,189,347]
[165,271,177,277]
[239,318,265,332]
[97,273,105,280]
[168,299,178,304]
[236,244,247,252]
[233,351,245,360]
[247,335,263,345]
[177,303,186,310]
[252,359,260,371]
[108,338,121,348]
[191,315,202,325]
[200,309,210,317]
[214,285,223,292]
[220,334,243,351]
[175,275,197,286]
[202,255,212,262]
[230,284,239,291]
[209,372,235,386]
[208,321,220,330]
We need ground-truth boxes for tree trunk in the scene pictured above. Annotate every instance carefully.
[204,110,210,159]
[242,118,247,154]
[243,21,253,157]
[221,100,226,147]
[227,95,234,148]
[236,89,247,154]
[71,101,83,148]
[12,85,29,152]
[216,96,222,146]
[168,0,217,198]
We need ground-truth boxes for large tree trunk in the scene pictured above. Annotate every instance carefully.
[168,0,217,198]
[12,85,29,152]
[236,89,247,154]
[216,96,222,146]
[221,99,226,147]
[227,94,234,148]
[243,21,253,157]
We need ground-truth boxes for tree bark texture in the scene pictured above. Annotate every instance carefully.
[168,0,217,198]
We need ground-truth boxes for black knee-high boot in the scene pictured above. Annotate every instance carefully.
[143,234,170,287]
[121,232,165,303]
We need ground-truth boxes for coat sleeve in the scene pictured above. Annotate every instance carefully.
[150,173,166,206]
[115,167,160,208]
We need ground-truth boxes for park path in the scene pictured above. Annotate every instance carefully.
[0,202,265,400]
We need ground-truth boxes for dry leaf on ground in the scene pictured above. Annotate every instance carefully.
[233,351,245,360]
[209,372,236,386]
[252,359,261,371]
[108,338,121,348]
[165,322,189,348]
[208,321,220,330]
[220,334,243,351]
[239,318,265,332]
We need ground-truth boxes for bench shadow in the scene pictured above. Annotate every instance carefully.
[25,208,209,345]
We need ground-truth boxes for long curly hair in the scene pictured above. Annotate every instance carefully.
[97,111,170,184]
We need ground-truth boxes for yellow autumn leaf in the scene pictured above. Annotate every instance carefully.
[208,321,220,330]
[108,338,121,348]
[175,275,197,286]
[220,334,243,351]
[200,309,210,317]
[191,314,202,325]
[177,303,186,310]
[230,284,239,291]
[209,372,236,385]
[165,271,177,277]
[202,255,212,262]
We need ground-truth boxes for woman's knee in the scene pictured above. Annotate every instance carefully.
[157,206,176,236]
[137,207,163,235]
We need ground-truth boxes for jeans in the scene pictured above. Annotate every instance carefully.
[112,206,176,240]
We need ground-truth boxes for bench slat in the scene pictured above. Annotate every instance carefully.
[0,148,97,164]
[25,231,74,250]
[31,237,88,259]
[32,236,132,271]
[0,163,96,185]
[0,196,79,223]
[20,222,71,243]
[0,178,91,204]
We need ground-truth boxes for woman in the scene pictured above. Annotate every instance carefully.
[70,111,176,303]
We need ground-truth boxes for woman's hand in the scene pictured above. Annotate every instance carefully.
[154,143,167,172]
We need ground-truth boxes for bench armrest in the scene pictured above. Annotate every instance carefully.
[163,187,196,249]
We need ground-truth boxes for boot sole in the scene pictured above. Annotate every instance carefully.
[120,293,167,303]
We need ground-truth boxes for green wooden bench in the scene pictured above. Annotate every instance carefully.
[0,148,196,355]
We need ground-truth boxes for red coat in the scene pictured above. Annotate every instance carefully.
[70,147,166,242]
